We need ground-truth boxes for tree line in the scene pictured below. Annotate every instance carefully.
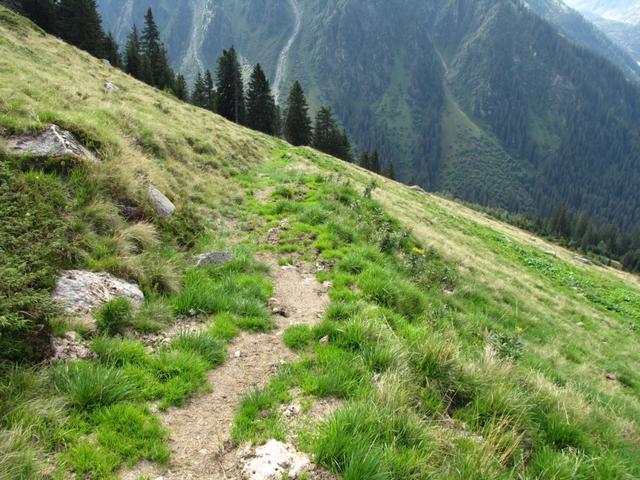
[17,0,364,163]
[477,202,640,274]
[188,48,355,164]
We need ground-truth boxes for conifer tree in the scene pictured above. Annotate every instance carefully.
[370,150,381,174]
[383,161,396,180]
[174,74,188,101]
[246,64,276,135]
[124,25,142,80]
[204,70,216,111]
[216,47,245,124]
[359,151,371,170]
[140,8,172,89]
[22,0,57,34]
[284,81,312,146]
[312,107,340,154]
[102,32,120,68]
[338,130,353,162]
[191,71,207,108]
[56,0,104,56]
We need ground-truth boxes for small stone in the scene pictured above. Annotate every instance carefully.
[234,351,242,358]
[319,336,329,345]
[104,81,119,91]
[188,308,197,317]
[148,185,176,219]
[194,251,233,268]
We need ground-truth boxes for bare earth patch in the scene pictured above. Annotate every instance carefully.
[121,256,329,480]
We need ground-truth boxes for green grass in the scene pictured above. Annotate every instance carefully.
[231,159,640,479]
[1,9,640,479]
[95,298,134,335]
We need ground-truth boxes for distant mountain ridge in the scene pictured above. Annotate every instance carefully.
[98,0,640,232]
[564,0,640,61]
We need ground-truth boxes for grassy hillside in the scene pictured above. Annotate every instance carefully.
[1,7,640,479]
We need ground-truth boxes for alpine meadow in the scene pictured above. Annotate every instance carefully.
[1,1,640,480]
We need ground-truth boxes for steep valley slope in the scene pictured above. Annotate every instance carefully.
[1,7,640,479]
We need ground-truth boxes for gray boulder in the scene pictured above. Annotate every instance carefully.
[194,251,234,268]
[53,270,144,328]
[148,185,176,219]
[6,124,98,162]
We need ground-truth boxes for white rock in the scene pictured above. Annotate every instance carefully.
[52,270,144,320]
[241,440,311,480]
[104,81,119,91]
[6,124,98,162]
[148,185,176,219]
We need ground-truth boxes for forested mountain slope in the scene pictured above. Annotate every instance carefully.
[96,0,640,233]
[524,0,640,81]
[564,0,640,61]
[1,6,640,478]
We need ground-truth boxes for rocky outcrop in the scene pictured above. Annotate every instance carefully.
[6,124,98,161]
[148,185,176,219]
[194,251,234,267]
[52,270,144,328]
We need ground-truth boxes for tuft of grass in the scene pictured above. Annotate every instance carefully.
[92,336,148,367]
[148,350,209,409]
[172,266,271,320]
[93,403,169,467]
[358,266,427,321]
[170,331,226,367]
[53,362,135,410]
[131,298,175,333]
[95,297,133,335]
[283,325,315,350]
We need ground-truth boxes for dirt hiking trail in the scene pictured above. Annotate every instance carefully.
[122,255,329,480]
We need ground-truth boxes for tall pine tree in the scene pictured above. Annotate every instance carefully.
[312,107,352,161]
[174,74,188,101]
[140,8,172,89]
[102,31,120,68]
[124,24,142,80]
[370,150,381,174]
[56,0,104,56]
[191,71,207,108]
[22,0,57,34]
[216,47,245,124]
[246,64,276,135]
[284,81,312,146]
[204,70,216,112]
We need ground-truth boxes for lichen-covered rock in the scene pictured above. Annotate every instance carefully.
[194,251,233,267]
[52,270,144,322]
[148,185,176,219]
[6,124,98,161]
